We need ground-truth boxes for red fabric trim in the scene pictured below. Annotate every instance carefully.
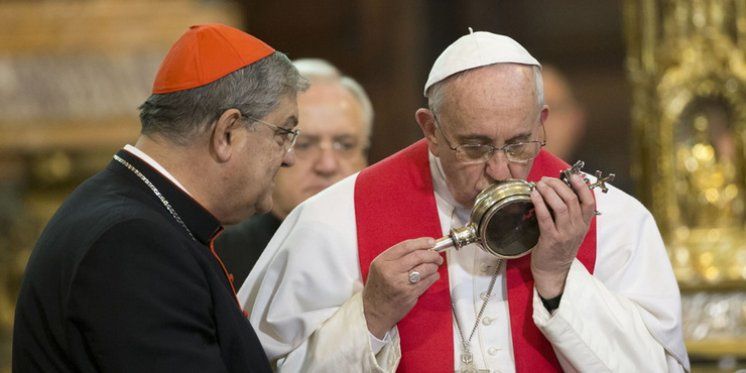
[507,150,598,371]
[355,140,597,372]
[355,140,452,372]
[208,228,243,311]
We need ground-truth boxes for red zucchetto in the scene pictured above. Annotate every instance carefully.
[152,23,275,94]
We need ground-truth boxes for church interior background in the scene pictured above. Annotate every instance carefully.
[0,0,744,371]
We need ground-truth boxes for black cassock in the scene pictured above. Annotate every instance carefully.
[13,149,271,373]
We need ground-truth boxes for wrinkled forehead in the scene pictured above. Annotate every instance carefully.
[297,83,366,134]
[300,79,350,100]
[437,65,540,128]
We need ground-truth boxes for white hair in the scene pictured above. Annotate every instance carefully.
[292,58,374,143]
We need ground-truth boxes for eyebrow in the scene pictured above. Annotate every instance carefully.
[455,130,533,145]
[299,133,358,141]
[505,131,533,143]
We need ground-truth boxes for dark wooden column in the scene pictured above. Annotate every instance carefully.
[242,0,428,162]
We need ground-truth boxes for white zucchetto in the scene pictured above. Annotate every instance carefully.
[424,29,541,96]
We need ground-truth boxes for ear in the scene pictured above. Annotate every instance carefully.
[211,109,243,163]
[415,108,441,156]
[539,104,549,125]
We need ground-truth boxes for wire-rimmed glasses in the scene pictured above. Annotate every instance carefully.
[433,114,546,164]
[241,113,300,153]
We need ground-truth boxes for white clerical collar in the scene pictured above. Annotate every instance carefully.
[428,151,471,223]
[123,144,192,196]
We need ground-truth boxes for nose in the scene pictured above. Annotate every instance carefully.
[485,150,512,181]
[281,148,296,167]
[313,147,340,177]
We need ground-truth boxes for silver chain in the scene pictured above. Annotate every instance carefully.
[113,154,197,242]
[452,258,502,370]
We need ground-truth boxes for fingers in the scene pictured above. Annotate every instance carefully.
[407,261,441,282]
[568,174,597,223]
[532,178,567,234]
[413,270,440,293]
[380,237,436,260]
[533,176,596,227]
[531,187,557,234]
[362,238,443,335]
[537,177,580,221]
[400,246,444,270]
[369,236,443,289]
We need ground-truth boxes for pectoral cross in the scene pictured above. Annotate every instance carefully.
[458,345,490,373]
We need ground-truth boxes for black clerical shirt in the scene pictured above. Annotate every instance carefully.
[13,149,271,372]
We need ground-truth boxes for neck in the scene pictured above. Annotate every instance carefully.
[134,134,222,219]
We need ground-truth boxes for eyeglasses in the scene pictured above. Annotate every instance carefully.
[241,113,300,153]
[433,114,546,165]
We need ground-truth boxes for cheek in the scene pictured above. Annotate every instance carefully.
[442,159,483,184]
[274,167,303,193]
[273,174,299,202]
[273,170,291,190]
[265,151,285,175]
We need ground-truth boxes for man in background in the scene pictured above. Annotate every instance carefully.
[542,64,587,161]
[13,24,306,372]
[216,58,372,285]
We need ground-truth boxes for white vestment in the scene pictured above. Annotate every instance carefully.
[239,152,690,372]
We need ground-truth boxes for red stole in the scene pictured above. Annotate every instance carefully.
[355,139,597,372]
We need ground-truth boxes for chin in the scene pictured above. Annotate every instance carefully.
[253,205,270,215]
[255,198,273,215]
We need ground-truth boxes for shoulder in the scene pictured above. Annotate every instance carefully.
[288,172,359,225]
[588,174,665,261]
[47,168,166,238]
[240,175,363,314]
[68,218,207,304]
[243,174,361,289]
[588,172,653,224]
[29,175,180,281]
[79,218,199,275]
[269,173,360,262]
[594,179,652,219]
[586,171,660,246]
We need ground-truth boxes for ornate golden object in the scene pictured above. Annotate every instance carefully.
[624,0,746,358]
[434,161,614,258]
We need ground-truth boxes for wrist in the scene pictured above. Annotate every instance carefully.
[363,300,389,339]
[531,267,568,299]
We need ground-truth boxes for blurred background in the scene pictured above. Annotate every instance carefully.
[1,0,744,371]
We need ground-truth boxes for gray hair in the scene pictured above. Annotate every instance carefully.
[139,52,309,145]
[427,64,544,116]
[292,58,374,143]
